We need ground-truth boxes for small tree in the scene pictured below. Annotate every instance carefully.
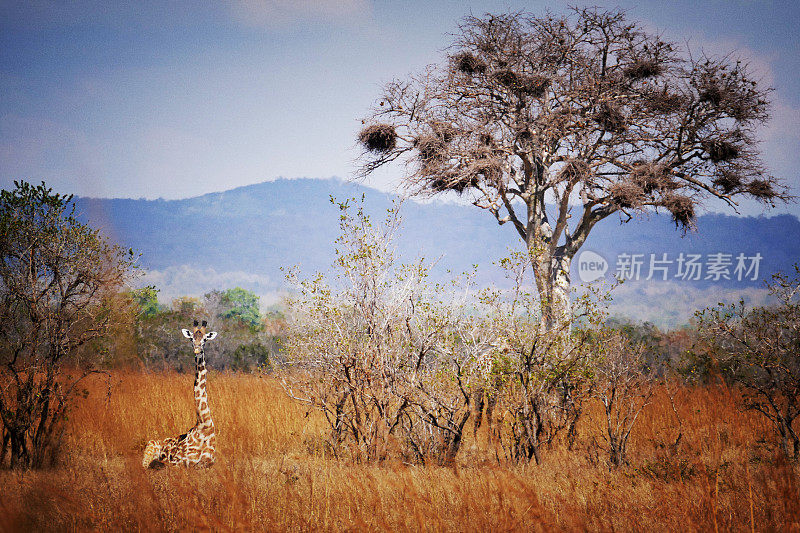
[697,266,800,464]
[358,8,788,328]
[0,181,136,468]
[592,330,655,467]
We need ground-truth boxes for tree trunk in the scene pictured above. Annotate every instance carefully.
[472,386,485,436]
[9,428,28,469]
[441,410,471,466]
[531,245,573,332]
[517,400,544,464]
[778,415,800,464]
[550,254,573,328]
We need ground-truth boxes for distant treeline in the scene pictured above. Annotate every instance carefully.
[99,286,284,373]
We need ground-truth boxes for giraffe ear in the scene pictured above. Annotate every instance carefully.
[181,329,193,339]
[204,331,218,341]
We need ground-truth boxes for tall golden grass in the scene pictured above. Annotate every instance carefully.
[1,371,798,531]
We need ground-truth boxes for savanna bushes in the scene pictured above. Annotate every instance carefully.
[280,199,800,473]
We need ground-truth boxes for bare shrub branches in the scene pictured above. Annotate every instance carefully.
[696,264,800,464]
[477,251,610,463]
[592,331,656,467]
[282,198,482,464]
[282,200,622,466]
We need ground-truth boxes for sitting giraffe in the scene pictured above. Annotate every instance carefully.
[142,320,218,468]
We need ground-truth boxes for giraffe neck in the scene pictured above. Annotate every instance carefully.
[194,349,214,428]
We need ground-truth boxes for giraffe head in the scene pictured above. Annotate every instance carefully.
[181,320,218,355]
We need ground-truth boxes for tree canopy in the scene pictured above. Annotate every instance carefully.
[358,8,789,325]
[132,286,162,318]
[216,287,262,329]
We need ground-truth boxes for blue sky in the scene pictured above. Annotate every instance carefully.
[1,0,799,216]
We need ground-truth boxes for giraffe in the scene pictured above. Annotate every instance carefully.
[142,320,218,468]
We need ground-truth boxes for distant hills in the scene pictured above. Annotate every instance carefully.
[73,178,800,328]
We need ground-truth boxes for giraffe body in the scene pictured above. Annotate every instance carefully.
[143,321,218,468]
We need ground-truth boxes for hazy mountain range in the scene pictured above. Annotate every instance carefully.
[73,178,800,328]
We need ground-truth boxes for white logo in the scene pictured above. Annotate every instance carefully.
[577,250,608,282]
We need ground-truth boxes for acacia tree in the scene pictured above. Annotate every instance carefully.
[0,181,136,468]
[358,8,787,327]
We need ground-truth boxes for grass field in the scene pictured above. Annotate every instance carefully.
[1,372,798,532]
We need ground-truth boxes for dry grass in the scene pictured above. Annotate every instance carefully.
[1,372,799,532]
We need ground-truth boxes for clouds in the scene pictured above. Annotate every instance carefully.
[760,100,800,196]
[138,265,282,308]
[598,280,775,329]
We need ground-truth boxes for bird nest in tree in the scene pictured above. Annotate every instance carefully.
[609,182,645,209]
[515,128,533,143]
[703,140,740,162]
[698,82,727,107]
[468,158,501,185]
[492,70,551,98]
[493,69,520,87]
[431,122,457,143]
[478,132,495,146]
[429,174,478,194]
[558,159,592,183]
[426,146,500,194]
[428,176,451,192]
[518,74,551,97]
[359,124,397,153]
[726,100,753,122]
[624,59,663,80]
[452,52,487,75]
[630,162,674,193]
[660,194,695,228]
[712,170,744,194]
[595,103,626,133]
[747,179,775,199]
[477,42,495,54]
[414,135,447,163]
[644,91,685,114]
